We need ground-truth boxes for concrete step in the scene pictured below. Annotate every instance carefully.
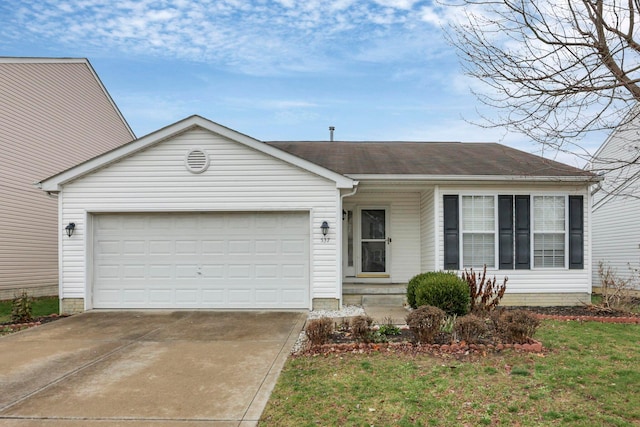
[361,294,406,306]
[343,283,407,295]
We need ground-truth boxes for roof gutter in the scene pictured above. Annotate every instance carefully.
[346,174,603,183]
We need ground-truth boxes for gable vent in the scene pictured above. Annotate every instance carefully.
[185,148,209,174]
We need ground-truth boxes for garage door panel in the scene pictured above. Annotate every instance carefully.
[93,212,309,309]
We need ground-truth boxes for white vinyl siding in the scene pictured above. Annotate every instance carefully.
[59,128,340,307]
[590,119,640,290]
[436,184,591,297]
[461,195,495,268]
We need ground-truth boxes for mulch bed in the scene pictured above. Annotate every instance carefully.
[299,305,640,357]
[0,314,69,334]
[517,305,640,324]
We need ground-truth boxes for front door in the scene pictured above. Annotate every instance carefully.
[360,208,389,275]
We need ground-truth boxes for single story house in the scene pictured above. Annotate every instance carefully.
[589,111,640,291]
[0,57,134,299]
[37,115,600,313]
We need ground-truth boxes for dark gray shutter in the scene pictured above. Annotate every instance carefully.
[498,195,514,269]
[514,195,530,269]
[568,195,584,269]
[443,195,459,270]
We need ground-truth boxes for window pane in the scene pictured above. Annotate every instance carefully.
[362,242,386,272]
[462,196,494,232]
[533,196,565,268]
[463,233,495,268]
[361,210,385,239]
[534,233,565,268]
[534,196,565,232]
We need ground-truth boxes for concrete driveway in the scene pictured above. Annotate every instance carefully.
[0,310,306,426]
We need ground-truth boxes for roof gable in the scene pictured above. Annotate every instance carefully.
[37,115,355,191]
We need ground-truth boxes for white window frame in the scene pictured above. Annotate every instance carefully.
[531,194,568,269]
[460,194,498,269]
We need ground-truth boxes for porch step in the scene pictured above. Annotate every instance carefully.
[362,294,407,306]
[343,283,407,306]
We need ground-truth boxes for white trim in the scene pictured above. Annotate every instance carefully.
[346,174,601,183]
[37,115,355,191]
[433,185,440,271]
[57,192,64,303]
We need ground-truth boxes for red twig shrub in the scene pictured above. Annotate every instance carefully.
[463,265,508,313]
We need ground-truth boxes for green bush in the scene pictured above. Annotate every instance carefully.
[411,271,470,316]
[407,272,441,308]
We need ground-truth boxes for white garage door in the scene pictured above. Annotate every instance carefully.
[92,212,309,309]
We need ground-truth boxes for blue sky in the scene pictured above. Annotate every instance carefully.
[0,0,601,167]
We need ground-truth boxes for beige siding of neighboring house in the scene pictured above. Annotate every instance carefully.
[59,128,341,310]
[435,183,593,305]
[0,58,133,298]
[591,119,640,290]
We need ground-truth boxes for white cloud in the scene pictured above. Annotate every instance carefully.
[2,0,443,75]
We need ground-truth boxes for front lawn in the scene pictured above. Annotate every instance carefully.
[0,296,59,324]
[260,320,640,426]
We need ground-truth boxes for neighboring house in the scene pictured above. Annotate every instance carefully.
[37,115,599,313]
[0,57,135,299]
[589,113,640,291]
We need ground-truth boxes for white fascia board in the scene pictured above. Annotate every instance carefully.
[347,174,602,184]
[37,115,355,192]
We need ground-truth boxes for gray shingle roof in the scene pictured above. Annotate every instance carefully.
[266,141,594,178]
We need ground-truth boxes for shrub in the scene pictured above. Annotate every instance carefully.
[407,272,440,308]
[412,271,470,316]
[454,314,488,344]
[406,305,446,344]
[463,265,508,313]
[598,261,639,312]
[494,310,540,344]
[350,315,374,343]
[11,290,34,324]
[305,317,334,346]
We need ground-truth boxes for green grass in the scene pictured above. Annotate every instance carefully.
[260,320,640,426]
[0,296,59,324]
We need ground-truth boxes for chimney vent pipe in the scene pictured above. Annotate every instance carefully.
[329,126,335,141]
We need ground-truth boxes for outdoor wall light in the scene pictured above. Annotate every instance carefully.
[321,221,330,242]
[321,221,329,236]
[65,222,76,237]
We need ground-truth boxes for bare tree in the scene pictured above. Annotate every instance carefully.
[445,0,640,166]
